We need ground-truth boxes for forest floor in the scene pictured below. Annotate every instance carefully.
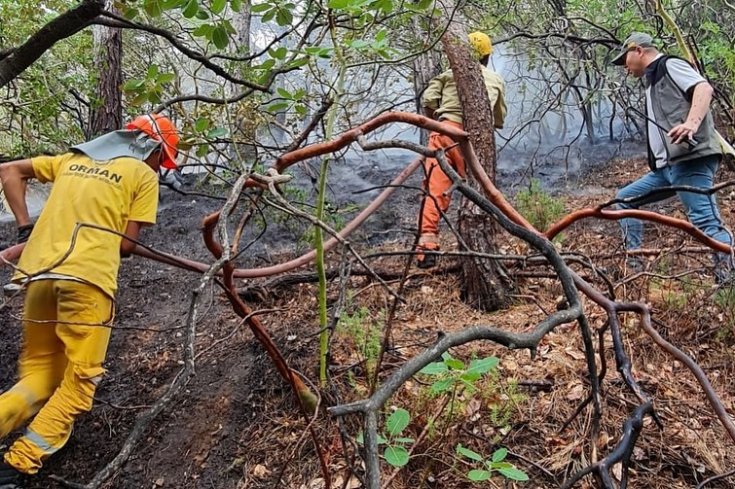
[2,153,735,489]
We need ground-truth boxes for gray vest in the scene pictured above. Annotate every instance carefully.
[646,56,721,170]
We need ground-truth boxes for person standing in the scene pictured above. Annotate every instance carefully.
[0,114,180,488]
[612,32,733,280]
[416,31,507,268]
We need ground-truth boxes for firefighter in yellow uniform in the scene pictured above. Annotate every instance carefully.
[417,32,507,268]
[0,114,180,488]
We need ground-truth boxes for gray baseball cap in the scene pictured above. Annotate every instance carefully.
[611,32,655,65]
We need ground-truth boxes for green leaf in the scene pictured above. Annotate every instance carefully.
[266,101,290,113]
[261,8,275,22]
[383,446,409,467]
[256,59,276,71]
[161,0,185,8]
[222,19,236,33]
[497,467,529,481]
[130,92,149,105]
[230,0,243,11]
[456,444,483,462]
[195,9,210,19]
[355,432,364,445]
[286,57,310,68]
[123,79,145,91]
[327,0,350,8]
[195,118,210,132]
[251,3,272,12]
[275,7,293,26]
[375,29,386,42]
[182,0,199,17]
[148,88,162,104]
[196,143,210,157]
[419,362,448,375]
[276,87,291,99]
[445,358,465,370]
[460,371,481,384]
[295,104,307,117]
[212,26,229,49]
[467,356,500,376]
[467,469,491,482]
[144,0,163,17]
[491,447,508,463]
[430,378,454,394]
[192,24,214,38]
[376,434,388,445]
[393,437,414,444]
[211,0,227,14]
[206,127,228,138]
[157,73,176,84]
[348,39,369,50]
[385,408,410,436]
[147,65,160,79]
[122,6,139,19]
[317,48,332,59]
[270,47,288,60]
[371,0,393,13]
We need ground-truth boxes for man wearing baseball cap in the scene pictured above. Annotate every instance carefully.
[612,32,733,282]
[0,114,179,487]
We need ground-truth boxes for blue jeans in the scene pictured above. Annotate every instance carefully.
[615,155,732,250]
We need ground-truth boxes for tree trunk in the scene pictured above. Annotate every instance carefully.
[231,3,258,164]
[88,0,122,138]
[413,25,442,146]
[441,24,512,311]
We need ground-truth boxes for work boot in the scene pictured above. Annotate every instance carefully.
[0,459,25,489]
[417,252,437,269]
[714,253,735,285]
[416,243,439,269]
[625,255,645,273]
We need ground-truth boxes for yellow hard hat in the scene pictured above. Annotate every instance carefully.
[468,31,493,57]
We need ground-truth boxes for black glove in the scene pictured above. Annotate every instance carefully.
[16,224,34,244]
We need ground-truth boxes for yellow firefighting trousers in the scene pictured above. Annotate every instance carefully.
[0,279,112,474]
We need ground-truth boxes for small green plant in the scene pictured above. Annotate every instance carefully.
[482,377,526,433]
[419,353,500,396]
[714,287,735,341]
[337,305,383,377]
[456,444,529,482]
[714,287,735,310]
[356,408,415,468]
[661,289,687,311]
[515,179,565,235]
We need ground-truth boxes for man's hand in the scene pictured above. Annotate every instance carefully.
[16,223,33,243]
[668,121,699,145]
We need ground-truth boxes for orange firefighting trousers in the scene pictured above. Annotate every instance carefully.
[418,120,467,251]
[0,279,113,474]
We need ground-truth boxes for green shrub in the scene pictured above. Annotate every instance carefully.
[337,306,383,377]
[514,179,566,233]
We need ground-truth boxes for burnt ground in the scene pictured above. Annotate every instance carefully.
[1,152,735,489]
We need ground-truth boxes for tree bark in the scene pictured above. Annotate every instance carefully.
[230,2,258,163]
[412,24,442,146]
[88,0,122,138]
[441,24,512,311]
